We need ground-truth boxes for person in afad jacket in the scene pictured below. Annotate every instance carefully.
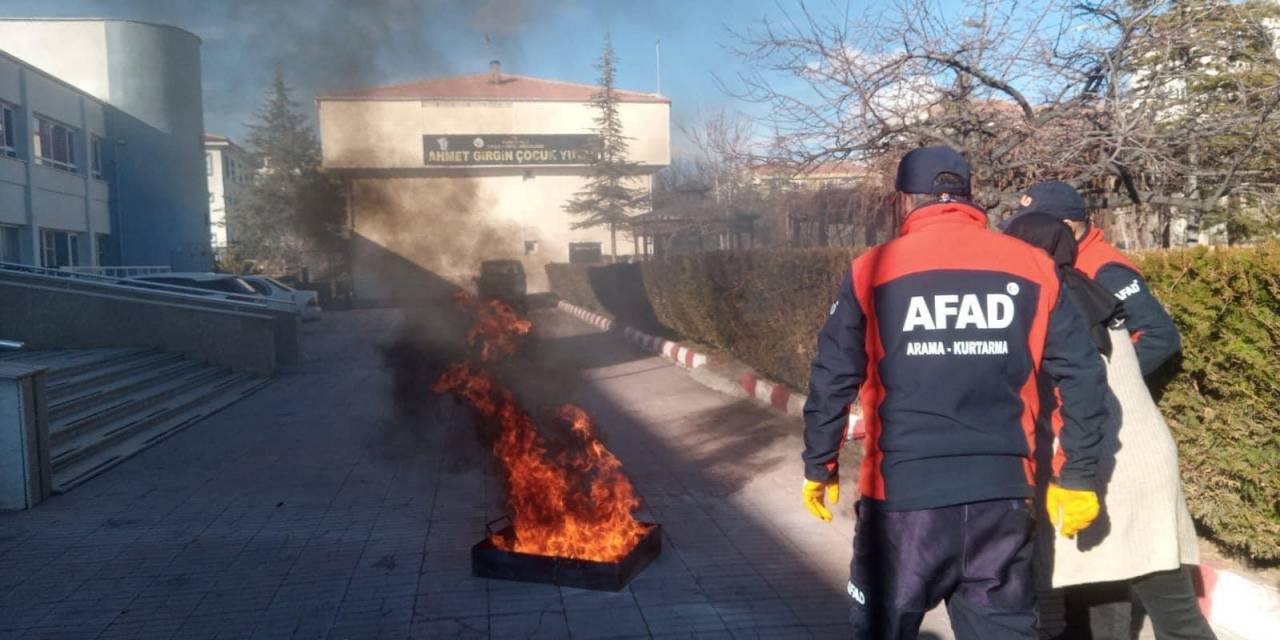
[801,146,1112,640]
[1002,180,1182,376]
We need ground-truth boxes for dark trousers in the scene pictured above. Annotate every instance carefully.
[1054,566,1216,640]
[848,498,1037,640]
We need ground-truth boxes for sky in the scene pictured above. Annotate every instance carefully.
[0,0,972,154]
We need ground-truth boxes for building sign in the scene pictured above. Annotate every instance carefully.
[423,134,597,166]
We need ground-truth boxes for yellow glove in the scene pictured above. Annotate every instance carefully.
[802,477,839,523]
[1046,483,1100,538]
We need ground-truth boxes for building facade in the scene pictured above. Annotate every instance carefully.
[0,19,211,271]
[203,134,253,251]
[317,63,670,297]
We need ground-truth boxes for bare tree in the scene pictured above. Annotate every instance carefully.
[728,0,1280,246]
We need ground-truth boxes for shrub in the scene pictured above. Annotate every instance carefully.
[1135,244,1280,561]
[641,249,856,387]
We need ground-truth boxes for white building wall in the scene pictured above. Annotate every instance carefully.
[204,142,253,249]
[319,95,669,297]
[0,48,112,266]
[320,99,670,169]
[0,19,210,270]
[0,21,111,102]
[0,57,24,230]
[207,147,227,247]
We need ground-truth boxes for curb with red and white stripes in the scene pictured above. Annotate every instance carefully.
[739,371,865,441]
[1197,561,1279,640]
[557,300,863,440]
[556,298,1276,637]
[556,300,708,369]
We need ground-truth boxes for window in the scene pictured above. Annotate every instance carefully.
[206,152,213,176]
[32,116,78,173]
[0,103,15,158]
[93,232,108,264]
[91,135,104,179]
[568,242,603,264]
[40,229,80,268]
[1,225,21,262]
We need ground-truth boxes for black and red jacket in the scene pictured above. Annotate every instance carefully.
[802,202,1109,510]
[1076,227,1181,376]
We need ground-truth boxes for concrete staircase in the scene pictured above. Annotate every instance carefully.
[0,347,269,493]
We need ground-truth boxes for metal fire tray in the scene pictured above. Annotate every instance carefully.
[471,518,662,592]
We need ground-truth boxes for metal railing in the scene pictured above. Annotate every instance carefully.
[0,261,274,311]
[0,339,24,350]
[60,265,172,278]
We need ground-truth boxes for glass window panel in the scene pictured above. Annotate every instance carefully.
[51,124,67,163]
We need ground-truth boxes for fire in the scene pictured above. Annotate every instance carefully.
[433,294,647,562]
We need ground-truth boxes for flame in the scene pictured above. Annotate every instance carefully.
[433,294,646,562]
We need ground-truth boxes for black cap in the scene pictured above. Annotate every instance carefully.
[1014,180,1087,221]
[895,146,971,196]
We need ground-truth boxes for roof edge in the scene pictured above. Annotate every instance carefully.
[316,95,671,105]
[0,49,109,108]
[315,72,669,103]
[0,17,201,44]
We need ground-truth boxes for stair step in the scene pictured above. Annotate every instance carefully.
[44,348,156,381]
[52,375,271,493]
[46,352,185,398]
[49,366,230,448]
[49,359,207,421]
[51,370,257,474]
[0,348,149,379]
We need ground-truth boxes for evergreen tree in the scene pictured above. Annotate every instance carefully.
[231,70,345,270]
[564,36,648,258]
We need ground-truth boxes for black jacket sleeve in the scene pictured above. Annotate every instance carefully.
[1041,285,1110,492]
[802,269,868,482]
[1095,264,1181,376]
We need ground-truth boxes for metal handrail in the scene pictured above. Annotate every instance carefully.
[0,261,272,310]
[60,265,172,278]
[0,339,24,350]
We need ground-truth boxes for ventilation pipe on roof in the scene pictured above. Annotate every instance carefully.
[489,60,502,84]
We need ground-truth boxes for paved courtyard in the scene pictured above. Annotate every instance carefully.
[0,306,1236,639]
[0,307,874,639]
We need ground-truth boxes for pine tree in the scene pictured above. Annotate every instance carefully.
[563,36,648,258]
[231,69,345,269]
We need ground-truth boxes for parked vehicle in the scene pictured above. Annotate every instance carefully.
[477,260,527,308]
[126,273,295,314]
[241,275,321,321]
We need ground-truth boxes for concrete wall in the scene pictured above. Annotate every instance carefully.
[0,276,292,376]
[0,19,211,271]
[104,21,210,270]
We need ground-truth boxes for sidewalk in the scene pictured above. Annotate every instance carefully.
[0,308,885,639]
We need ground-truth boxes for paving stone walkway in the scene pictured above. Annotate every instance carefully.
[0,307,1236,639]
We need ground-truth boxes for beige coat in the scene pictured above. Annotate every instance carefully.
[1051,328,1199,588]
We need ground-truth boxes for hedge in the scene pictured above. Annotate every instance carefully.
[1137,245,1280,561]
[547,243,1280,561]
